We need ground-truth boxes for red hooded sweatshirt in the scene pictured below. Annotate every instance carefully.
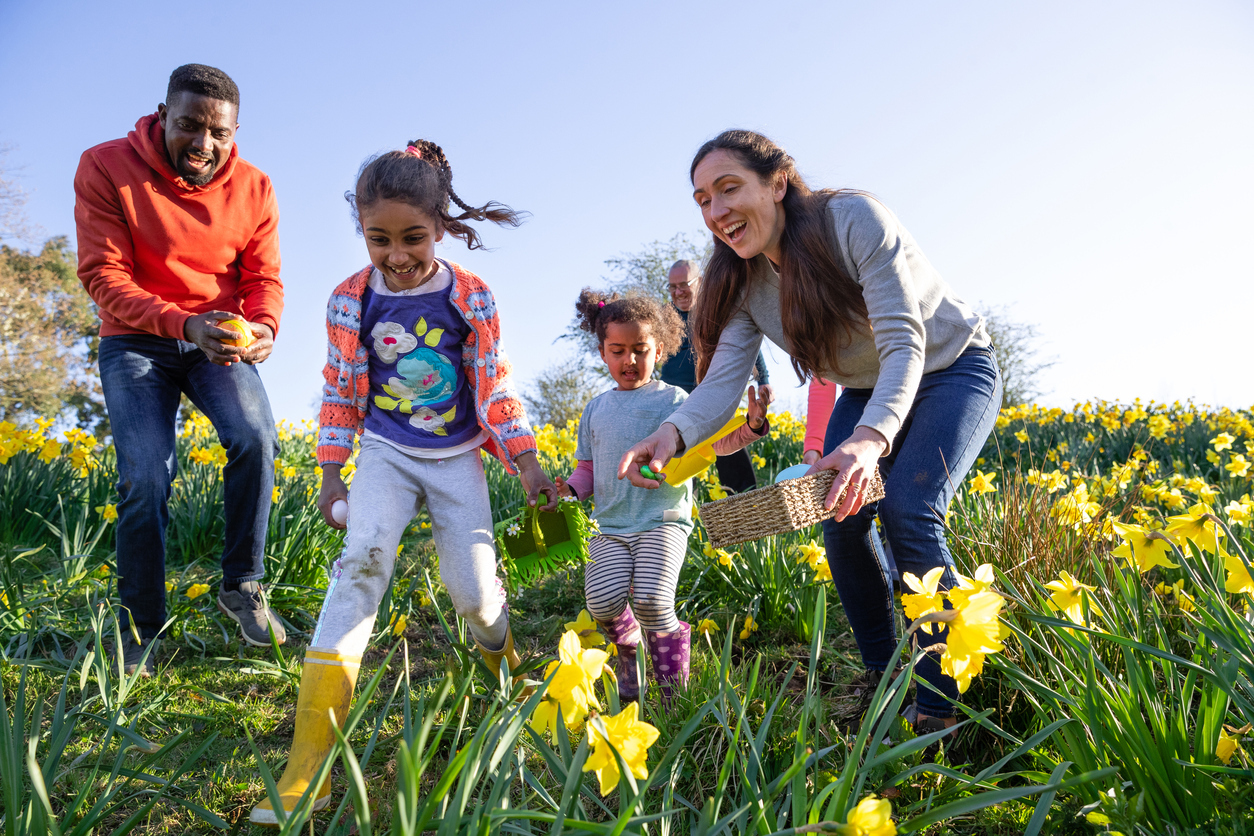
[74,113,283,340]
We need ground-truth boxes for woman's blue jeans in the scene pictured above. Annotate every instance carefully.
[99,335,278,640]
[822,346,1002,718]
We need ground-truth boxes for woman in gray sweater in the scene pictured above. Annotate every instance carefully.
[618,130,1002,733]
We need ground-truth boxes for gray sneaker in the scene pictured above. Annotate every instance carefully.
[217,581,287,647]
[121,632,159,678]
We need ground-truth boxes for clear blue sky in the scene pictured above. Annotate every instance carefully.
[2,0,1251,421]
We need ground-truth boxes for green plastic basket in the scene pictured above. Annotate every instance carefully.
[494,499,593,592]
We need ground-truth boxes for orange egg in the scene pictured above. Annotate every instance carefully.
[220,318,255,348]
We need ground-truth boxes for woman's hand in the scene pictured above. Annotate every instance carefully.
[746,384,770,431]
[516,451,560,511]
[805,425,888,521]
[802,449,821,466]
[617,422,682,489]
[318,465,349,530]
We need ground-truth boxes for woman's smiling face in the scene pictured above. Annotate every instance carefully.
[692,149,787,263]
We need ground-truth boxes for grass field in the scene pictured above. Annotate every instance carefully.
[1,400,1252,834]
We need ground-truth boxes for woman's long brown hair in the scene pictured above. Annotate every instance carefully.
[689,130,868,384]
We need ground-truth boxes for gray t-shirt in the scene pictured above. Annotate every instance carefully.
[576,380,693,536]
[668,192,989,454]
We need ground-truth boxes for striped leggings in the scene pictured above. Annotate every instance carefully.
[584,525,689,633]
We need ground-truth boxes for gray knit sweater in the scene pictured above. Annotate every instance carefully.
[667,193,989,453]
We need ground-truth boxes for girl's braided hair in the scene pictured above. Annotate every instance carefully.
[574,288,685,364]
[347,139,525,250]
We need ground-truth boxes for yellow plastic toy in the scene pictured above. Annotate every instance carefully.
[660,414,747,486]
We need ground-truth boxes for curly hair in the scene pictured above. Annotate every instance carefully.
[346,139,525,250]
[574,288,685,364]
[166,64,239,108]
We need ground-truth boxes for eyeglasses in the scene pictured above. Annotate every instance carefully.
[668,281,695,290]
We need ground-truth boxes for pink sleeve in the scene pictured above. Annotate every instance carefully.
[805,378,839,454]
[713,420,769,455]
[565,460,594,501]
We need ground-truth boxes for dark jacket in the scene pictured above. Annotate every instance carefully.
[659,308,768,394]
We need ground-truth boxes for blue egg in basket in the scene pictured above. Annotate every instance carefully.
[774,464,813,484]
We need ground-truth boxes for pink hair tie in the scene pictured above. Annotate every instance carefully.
[404,145,423,160]
[598,301,605,308]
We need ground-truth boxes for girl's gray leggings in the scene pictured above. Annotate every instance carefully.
[309,436,509,659]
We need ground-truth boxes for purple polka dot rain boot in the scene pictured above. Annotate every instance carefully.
[645,621,691,704]
[597,605,643,702]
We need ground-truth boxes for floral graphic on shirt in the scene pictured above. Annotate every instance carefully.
[373,316,457,414]
[370,321,418,364]
[410,405,458,436]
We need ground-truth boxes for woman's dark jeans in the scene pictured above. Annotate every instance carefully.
[99,335,278,640]
[822,346,1002,718]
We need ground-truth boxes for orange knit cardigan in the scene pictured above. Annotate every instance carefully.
[317,262,536,473]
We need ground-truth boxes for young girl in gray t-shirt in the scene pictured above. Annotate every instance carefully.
[555,289,769,703]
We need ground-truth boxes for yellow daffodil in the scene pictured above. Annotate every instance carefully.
[1216,725,1249,765]
[738,614,758,640]
[185,583,210,600]
[1043,570,1098,626]
[815,560,833,583]
[1111,521,1178,572]
[1226,454,1251,478]
[1225,498,1253,525]
[901,567,946,633]
[565,609,607,648]
[968,470,997,495]
[1165,503,1222,554]
[95,503,118,523]
[531,631,609,736]
[38,438,60,463]
[707,483,728,501]
[696,618,720,636]
[165,581,175,593]
[1148,415,1172,439]
[390,613,408,636]
[1216,729,1241,765]
[795,539,826,569]
[1212,432,1235,452]
[583,702,660,795]
[1220,543,1254,595]
[272,486,281,503]
[418,591,432,607]
[941,588,1006,693]
[1014,430,1028,443]
[843,794,897,835]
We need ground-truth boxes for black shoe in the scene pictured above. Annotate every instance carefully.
[217,581,287,647]
[121,632,159,678]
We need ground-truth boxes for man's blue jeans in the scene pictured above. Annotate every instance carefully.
[822,346,1002,718]
[99,335,278,640]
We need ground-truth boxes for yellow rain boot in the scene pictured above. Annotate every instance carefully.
[475,626,533,697]
[250,650,360,827]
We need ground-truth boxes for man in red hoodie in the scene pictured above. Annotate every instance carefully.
[75,64,285,676]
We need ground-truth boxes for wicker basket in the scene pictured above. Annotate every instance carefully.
[699,468,886,549]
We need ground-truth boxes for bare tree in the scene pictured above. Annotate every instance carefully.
[561,232,710,358]
[980,304,1055,406]
[0,145,42,244]
[522,354,605,429]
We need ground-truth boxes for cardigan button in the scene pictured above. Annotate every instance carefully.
[476,358,486,367]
